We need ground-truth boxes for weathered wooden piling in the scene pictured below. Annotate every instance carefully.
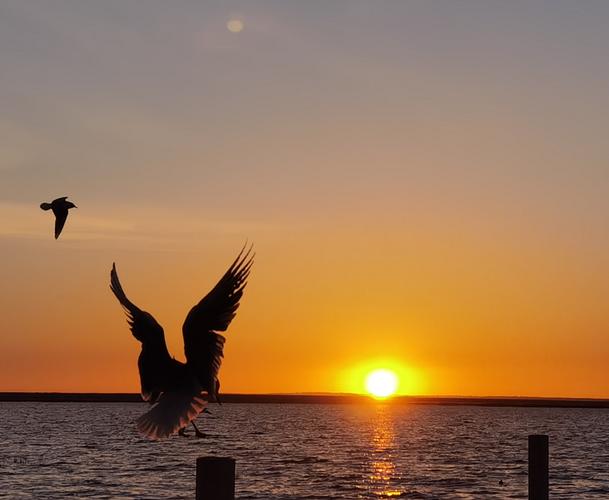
[528,434,549,500]
[196,457,236,500]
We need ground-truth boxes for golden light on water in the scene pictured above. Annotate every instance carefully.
[365,369,398,399]
[227,19,244,33]
[368,405,404,497]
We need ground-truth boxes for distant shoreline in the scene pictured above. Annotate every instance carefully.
[1,392,609,408]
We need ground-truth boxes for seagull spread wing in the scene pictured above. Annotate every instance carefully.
[110,263,168,401]
[110,263,165,345]
[182,246,253,396]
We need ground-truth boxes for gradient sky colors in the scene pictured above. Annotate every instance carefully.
[1,1,609,397]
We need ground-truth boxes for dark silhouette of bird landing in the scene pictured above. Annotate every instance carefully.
[110,245,253,439]
[40,196,77,239]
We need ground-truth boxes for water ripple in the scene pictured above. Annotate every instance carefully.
[1,403,609,498]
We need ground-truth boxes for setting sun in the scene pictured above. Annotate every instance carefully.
[365,369,399,399]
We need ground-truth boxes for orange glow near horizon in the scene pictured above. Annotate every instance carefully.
[2,233,609,399]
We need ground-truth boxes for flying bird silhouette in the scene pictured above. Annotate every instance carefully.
[40,196,77,239]
[110,246,253,439]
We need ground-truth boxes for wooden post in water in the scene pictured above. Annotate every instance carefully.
[196,457,236,500]
[528,434,549,500]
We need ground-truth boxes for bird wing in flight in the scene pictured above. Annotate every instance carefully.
[182,245,253,394]
[53,207,69,239]
[110,263,169,401]
[110,263,165,343]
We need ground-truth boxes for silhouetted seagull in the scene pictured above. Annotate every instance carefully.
[110,246,253,439]
[40,196,77,239]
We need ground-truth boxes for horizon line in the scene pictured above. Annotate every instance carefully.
[2,392,609,408]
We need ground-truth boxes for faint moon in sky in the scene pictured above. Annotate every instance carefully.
[227,19,244,33]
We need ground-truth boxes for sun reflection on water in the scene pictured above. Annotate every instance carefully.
[368,404,404,497]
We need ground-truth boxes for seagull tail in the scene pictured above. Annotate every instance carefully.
[40,203,52,211]
[136,385,207,439]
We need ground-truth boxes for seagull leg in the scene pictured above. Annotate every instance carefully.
[192,420,206,438]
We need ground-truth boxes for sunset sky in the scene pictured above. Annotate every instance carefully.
[1,1,609,397]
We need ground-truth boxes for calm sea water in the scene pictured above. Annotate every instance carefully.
[1,402,609,499]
